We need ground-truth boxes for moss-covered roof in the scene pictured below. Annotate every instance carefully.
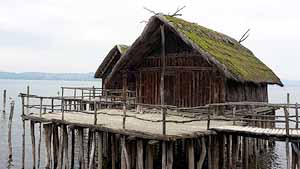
[94,44,129,78]
[160,15,282,86]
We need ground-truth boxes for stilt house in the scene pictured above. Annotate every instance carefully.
[95,15,282,107]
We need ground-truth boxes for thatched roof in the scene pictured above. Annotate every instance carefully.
[94,44,129,78]
[106,15,283,86]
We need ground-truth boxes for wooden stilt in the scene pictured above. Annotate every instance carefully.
[21,96,26,169]
[219,134,225,168]
[137,140,144,169]
[162,141,166,169]
[197,137,206,169]
[78,128,85,169]
[208,136,212,169]
[8,100,14,162]
[167,142,173,169]
[227,135,232,169]
[2,89,6,113]
[97,132,103,169]
[37,99,42,169]
[30,121,36,169]
[57,126,64,169]
[188,139,194,169]
[121,136,130,169]
[44,124,52,169]
[232,135,238,169]
[146,143,153,169]
[242,137,249,169]
[52,125,59,169]
[111,135,116,169]
[71,128,75,169]
[89,132,96,169]
[63,125,69,169]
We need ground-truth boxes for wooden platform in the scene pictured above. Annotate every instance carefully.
[211,126,300,141]
[23,108,234,140]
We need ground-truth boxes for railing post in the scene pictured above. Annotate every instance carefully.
[296,102,299,129]
[21,96,25,169]
[51,98,54,113]
[93,86,95,99]
[207,106,211,129]
[3,89,6,113]
[62,87,64,121]
[162,106,166,135]
[27,86,30,114]
[81,89,84,111]
[94,100,97,125]
[284,107,290,136]
[232,106,236,126]
[40,98,43,118]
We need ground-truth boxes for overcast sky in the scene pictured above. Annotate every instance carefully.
[0,0,299,80]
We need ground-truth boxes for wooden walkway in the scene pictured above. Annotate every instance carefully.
[211,125,300,141]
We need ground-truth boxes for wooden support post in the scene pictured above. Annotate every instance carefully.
[242,137,249,169]
[197,137,206,169]
[27,86,30,114]
[38,98,43,169]
[57,126,64,169]
[188,139,195,169]
[122,72,127,129]
[207,106,211,129]
[111,135,116,169]
[121,136,130,169]
[89,132,96,169]
[227,135,232,169]
[160,24,166,135]
[2,89,6,113]
[94,100,97,125]
[78,128,85,169]
[208,136,212,169]
[97,132,103,169]
[63,125,69,169]
[52,125,59,169]
[212,136,220,169]
[8,100,14,162]
[162,141,166,169]
[44,124,52,169]
[61,87,65,121]
[232,135,238,169]
[30,121,36,169]
[219,134,225,168]
[21,96,26,169]
[70,128,75,169]
[146,143,153,169]
[137,140,144,169]
[167,142,173,169]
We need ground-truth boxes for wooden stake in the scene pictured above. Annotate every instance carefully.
[71,128,75,169]
[162,141,166,169]
[111,135,116,169]
[52,125,59,169]
[57,126,64,169]
[97,132,103,169]
[89,132,96,169]
[146,143,153,169]
[121,136,130,169]
[137,140,144,169]
[197,137,206,169]
[188,139,194,169]
[37,98,43,169]
[8,100,14,162]
[21,96,26,169]
[78,128,85,169]
[232,135,238,169]
[44,124,52,169]
[30,121,36,169]
[167,142,173,169]
[2,89,6,113]
[242,137,249,169]
[63,125,69,169]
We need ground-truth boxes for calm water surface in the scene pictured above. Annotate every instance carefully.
[0,79,298,168]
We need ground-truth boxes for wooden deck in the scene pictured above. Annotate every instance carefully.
[211,126,300,141]
[24,109,234,140]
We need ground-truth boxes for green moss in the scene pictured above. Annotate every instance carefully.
[163,15,281,84]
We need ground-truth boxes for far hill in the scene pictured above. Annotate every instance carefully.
[0,71,97,81]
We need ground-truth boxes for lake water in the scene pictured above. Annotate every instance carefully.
[0,79,298,169]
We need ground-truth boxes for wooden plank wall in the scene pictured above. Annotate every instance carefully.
[137,53,225,107]
[226,80,268,102]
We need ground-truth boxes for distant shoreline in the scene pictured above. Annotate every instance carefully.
[0,72,98,81]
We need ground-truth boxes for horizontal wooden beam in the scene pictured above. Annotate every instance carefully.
[139,66,215,72]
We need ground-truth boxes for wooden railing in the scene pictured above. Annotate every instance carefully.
[207,102,300,136]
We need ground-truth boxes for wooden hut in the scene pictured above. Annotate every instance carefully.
[95,15,282,107]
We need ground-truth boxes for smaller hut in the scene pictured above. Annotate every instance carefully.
[95,44,129,89]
